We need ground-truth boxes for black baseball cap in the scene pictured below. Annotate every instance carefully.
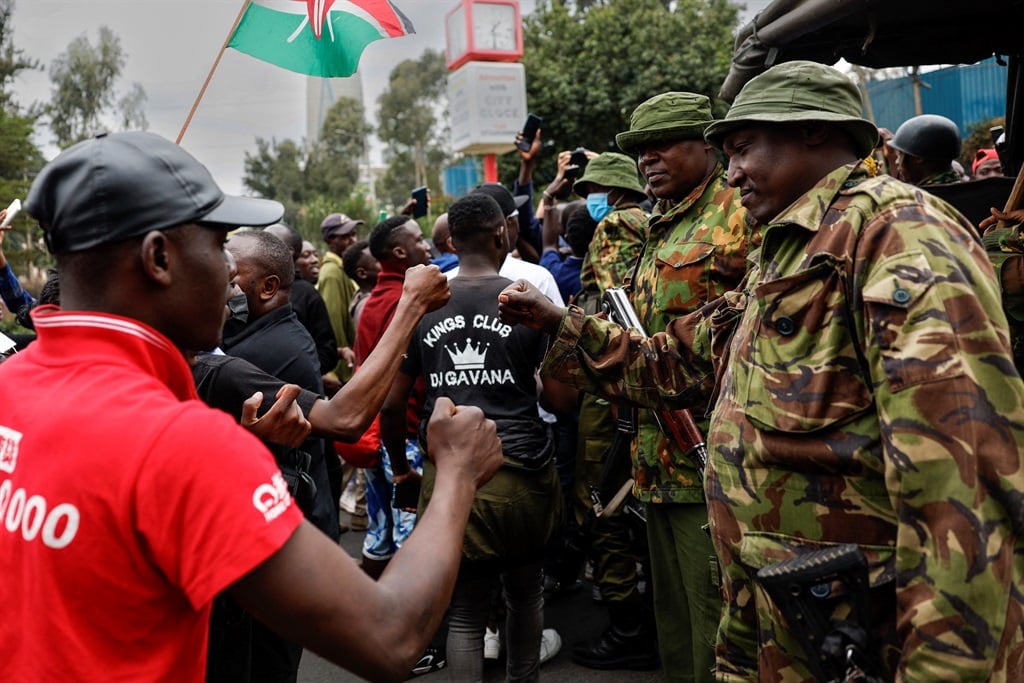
[471,183,529,218]
[25,131,284,254]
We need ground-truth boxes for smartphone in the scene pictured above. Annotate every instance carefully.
[411,186,429,219]
[393,478,420,510]
[516,113,542,152]
[565,147,589,181]
[570,147,589,171]
[1,198,20,228]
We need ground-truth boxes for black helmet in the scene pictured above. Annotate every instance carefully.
[889,114,962,160]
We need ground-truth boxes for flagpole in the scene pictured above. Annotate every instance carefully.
[177,0,252,144]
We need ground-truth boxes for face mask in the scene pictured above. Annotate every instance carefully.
[586,192,612,223]
[226,292,249,325]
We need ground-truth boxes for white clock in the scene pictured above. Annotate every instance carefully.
[472,2,517,52]
[445,0,523,71]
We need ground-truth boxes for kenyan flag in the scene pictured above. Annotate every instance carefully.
[228,0,416,77]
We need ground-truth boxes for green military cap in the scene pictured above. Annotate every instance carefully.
[573,152,647,198]
[705,60,879,158]
[615,92,714,154]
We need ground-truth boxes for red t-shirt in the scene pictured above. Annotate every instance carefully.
[355,267,423,437]
[0,308,303,682]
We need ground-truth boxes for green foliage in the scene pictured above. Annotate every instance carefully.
[0,0,46,285]
[0,0,38,113]
[516,0,739,184]
[292,193,375,244]
[305,96,373,200]
[46,26,147,148]
[375,50,449,209]
[242,97,376,244]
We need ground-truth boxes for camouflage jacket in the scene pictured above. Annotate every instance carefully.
[919,168,963,186]
[579,203,647,296]
[985,225,1024,371]
[541,162,1024,680]
[628,164,750,504]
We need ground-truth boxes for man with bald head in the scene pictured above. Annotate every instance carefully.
[223,229,339,681]
[264,223,338,377]
[430,212,459,273]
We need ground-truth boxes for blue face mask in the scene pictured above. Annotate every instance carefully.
[586,192,612,223]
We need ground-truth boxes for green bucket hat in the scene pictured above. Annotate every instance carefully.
[573,152,647,197]
[615,92,714,155]
[704,61,879,158]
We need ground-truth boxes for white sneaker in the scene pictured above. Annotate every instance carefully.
[539,628,562,665]
[484,627,500,660]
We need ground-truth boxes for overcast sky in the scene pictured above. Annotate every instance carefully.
[14,0,545,195]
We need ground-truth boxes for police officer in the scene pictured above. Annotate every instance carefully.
[550,151,655,670]
[499,61,1024,681]
[889,113,964,186]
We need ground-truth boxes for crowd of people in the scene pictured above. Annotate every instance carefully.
[2,59,1024,683]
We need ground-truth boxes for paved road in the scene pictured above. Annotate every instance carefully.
[298,520,665,682]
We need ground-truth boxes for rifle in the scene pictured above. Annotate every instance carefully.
[600,287,709,482]
[756,544,884,683]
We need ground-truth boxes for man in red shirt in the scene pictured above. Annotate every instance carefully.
[0,131,501,683]
[355,214,434,578]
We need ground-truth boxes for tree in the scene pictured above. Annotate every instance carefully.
[46,26,148,148]
[243,137,308,220]
[375,49,449,207]
[242,97,376,242]
[305,96,373,200]
[518,0,739,177]
[0,0,45,311]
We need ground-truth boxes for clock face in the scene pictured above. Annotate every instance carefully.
[471,2,517,52]
[446,4,468,63]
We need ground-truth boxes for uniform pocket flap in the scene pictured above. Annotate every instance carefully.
[861,251,934,309]
[654,241,715,269]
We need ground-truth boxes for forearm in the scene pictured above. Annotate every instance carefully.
[541,196,560,251]
[232,500,474,683]
[310,299,423,440]
[541,305,714,409]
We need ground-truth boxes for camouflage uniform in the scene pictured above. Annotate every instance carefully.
[984,224,1024,377]
[919,168,963,186]
[610,93,752,682]
[537,63,1024,681]
[572,202,647,599]
[570,153,653,667]
[542,159,1024,681]
[579,204,647,295]
[629,165,750,504]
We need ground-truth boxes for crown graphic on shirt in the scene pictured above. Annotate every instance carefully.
[446,339,489,370]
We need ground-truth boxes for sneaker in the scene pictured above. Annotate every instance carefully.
[484,627,500,660]
[410,646,447,676]
[539,628,562,665]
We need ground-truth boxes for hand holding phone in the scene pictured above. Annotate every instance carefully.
[565,147,589,181]
[1,198,21,228]
[411,186,429,219]
[516,113,542,152]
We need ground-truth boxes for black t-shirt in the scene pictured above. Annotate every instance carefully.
[402,275,547,422]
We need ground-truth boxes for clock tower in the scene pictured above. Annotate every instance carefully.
[445,0,526,181]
